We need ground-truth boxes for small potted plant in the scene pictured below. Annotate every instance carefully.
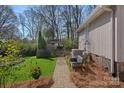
[31,67,41,79]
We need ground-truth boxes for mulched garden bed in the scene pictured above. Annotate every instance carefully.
[71,62,124,88]
[7,76,54,88]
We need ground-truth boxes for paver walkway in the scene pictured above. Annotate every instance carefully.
[52,57,76,88]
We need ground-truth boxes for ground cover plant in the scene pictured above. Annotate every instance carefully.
[65,56,72,71]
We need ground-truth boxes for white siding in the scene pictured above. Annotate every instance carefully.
[78,6,124,62]
[89,12,112,59]
[79,12,112,59]
[79,30,86,50]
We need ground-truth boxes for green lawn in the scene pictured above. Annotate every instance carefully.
[7,56,56,84]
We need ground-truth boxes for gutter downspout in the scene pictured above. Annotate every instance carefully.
[102,7,117,77]
[85,24,89,54]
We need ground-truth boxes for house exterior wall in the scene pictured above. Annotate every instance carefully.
[78,30,86,50]
[78,5,124,62]
[79,11,113,60]
[78,5,124,78]
[89,12,112,59]
[116,6,124,62]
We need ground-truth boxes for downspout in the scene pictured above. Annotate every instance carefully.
[85,24,90,54]
[102,7,117,77]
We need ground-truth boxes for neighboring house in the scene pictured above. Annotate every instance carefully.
[77,5,124,78]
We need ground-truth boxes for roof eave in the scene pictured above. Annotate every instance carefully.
[76,5,111,33]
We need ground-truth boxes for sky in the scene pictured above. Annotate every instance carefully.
[11,5,92,22]
[11,5,28,14]
[11,5,89,14]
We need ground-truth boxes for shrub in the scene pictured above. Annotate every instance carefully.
[31,67,41,79]
[36,49,51,58]
[20,44,36,57]
[16,40,37,57]
[57,45,63,49]
[63,38,73,49]
[0,40,21,87]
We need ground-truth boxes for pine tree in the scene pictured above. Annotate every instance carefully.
[37,31,46,49]
[36,31,51,58]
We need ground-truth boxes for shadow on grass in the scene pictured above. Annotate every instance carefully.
[24,56,56,62]
[37,57,55,61]
[45,58,54,61]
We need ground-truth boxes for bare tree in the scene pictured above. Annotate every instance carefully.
[18,5,96,46]
[19,7,44,40]
[37,6,60,40]
[61,5,83,40]
[0,5,18,40]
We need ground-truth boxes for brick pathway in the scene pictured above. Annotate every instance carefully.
[52,57,76,88]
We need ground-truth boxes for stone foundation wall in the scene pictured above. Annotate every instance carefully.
[91,53,111,73]
[91,53,124,81]
[117,62,124,81]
